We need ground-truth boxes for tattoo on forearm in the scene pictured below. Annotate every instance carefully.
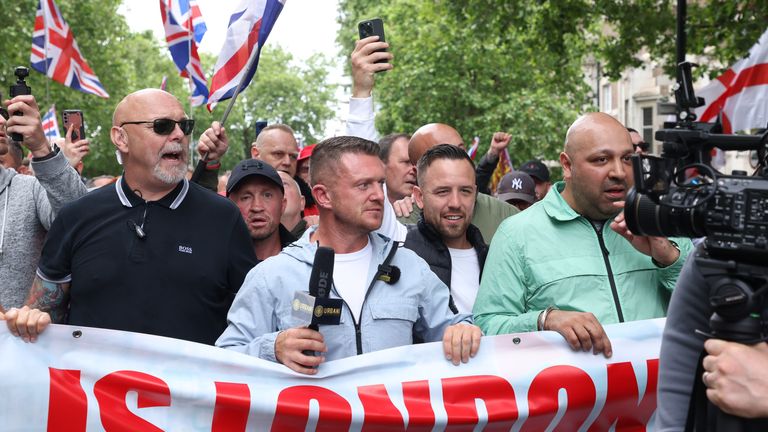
[25,276,70,323]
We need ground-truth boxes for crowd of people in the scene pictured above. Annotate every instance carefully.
[0,34,766,428]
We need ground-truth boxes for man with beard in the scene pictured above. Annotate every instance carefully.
[217,136,482,375]
[2,89,257,345]
[474,112,692,357]
[404,145,487,314]
[227,159,296,260]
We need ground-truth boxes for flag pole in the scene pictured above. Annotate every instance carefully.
[187,11,195,171]
[189,43,263,182]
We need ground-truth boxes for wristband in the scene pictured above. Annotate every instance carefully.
[537,305,558,331]
[651,240,680,268]
[205,159,221,171]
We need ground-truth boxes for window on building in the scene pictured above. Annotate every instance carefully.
[642,107,653,145]
[602,83,612,111]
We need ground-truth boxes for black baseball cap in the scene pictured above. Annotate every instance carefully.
[519,160,550,182]
[226,159,284,196]
[496,171,536,204]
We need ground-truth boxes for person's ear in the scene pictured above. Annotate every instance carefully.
[412,185,424,208]
[559,152,573,181]
[312,184,332,210]
[250,145,260,159]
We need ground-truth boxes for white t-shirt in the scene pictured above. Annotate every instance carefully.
[333,240,373,322]
[448,247,480,314]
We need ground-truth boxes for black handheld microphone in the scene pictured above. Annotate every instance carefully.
[307,246,335,331]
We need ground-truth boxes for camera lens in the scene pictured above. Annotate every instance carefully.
[625,186,707,238]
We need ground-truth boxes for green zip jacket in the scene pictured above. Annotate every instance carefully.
[474,182,693,335]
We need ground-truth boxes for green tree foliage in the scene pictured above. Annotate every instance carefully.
[207,47,336,169]
[337,0,590,164]
[0,1,337,176]
[337,0,768,163]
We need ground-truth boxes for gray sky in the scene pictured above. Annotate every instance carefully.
[118,0,350,137]
[118,0,341,62]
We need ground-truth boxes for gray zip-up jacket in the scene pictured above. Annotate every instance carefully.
[216,227,471,362]
[0,151,86,309]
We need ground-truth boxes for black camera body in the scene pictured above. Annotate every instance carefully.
[624,62,768,265]
[8,66,31,143]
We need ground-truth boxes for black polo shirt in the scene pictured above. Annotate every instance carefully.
[38,176,258,345]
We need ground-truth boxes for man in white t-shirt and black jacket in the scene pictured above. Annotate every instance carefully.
[404,144,488,316]
[217,136,482,375]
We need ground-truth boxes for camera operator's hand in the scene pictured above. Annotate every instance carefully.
[3,95,48,158]
[702,339,768,418]
[610,201,680,266]
[544,309,613,358]
[274,327,327,375]
[197,121,228,162]
[351,36,393,98]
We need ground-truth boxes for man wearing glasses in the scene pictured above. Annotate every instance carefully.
[0,94,86,314]
[2,89,257,345]
[627,127,651,154]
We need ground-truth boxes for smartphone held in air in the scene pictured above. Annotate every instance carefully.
[358,18,387,66]
[62,110,85,141]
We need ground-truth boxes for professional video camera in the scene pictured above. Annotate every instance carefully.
[625,61,768,431]
[625,62,768,266]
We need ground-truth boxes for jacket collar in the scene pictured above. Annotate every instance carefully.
[285,225,393,265]
[115,175,189,210]
[541,181,582,222]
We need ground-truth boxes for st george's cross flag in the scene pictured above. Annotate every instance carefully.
[695,28,768,133]
[160,0,210,106]
[206,0,286,111]
[30,0,109,98]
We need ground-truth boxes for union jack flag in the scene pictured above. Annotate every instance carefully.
[42,105,61,140]
[160,0,209,107]
[467,136,480,160]
[207,0,286,111]
[30,0,109,98]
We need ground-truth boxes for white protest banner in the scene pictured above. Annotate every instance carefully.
[0,318,664,430]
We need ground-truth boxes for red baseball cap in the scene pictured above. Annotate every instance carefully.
[298,144,316,162]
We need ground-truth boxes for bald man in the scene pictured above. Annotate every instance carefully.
[396,123,518,242]
[474,112,692,357]
[3,89,257,345]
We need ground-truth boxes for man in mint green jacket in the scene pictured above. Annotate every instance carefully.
[473,112,693,357]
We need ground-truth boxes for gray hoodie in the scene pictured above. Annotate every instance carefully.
[0,151,86,309]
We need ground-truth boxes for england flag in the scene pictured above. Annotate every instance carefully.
[207,0,286,111]
[29,0,109,98]
[695,28,768,133]
[160,0,209,107]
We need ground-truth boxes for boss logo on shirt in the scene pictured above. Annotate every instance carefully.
[178,245,193,254]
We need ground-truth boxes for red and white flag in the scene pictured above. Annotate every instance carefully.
[30,0,109,98]
[207,0,286,111]
[695,28,768,133]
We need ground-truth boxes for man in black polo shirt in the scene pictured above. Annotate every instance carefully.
[3,89,257,345]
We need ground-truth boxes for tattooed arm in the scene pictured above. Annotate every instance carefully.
[1,276,69,342]
[25,275,70,323]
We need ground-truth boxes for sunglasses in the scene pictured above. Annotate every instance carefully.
[120,118,195,136]
[633,142,650,151]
